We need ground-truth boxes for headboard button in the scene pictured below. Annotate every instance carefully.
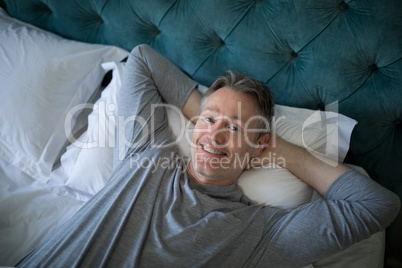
[290,50,298,59]
[208,34,225,51]
[216,37,225,49]
[317,102,326,111]
[338,1,349,11]
[38,2,52,15]
[154,27,161,37]
[368,63,379,73]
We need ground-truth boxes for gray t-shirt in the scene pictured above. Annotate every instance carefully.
[17,45,400,268]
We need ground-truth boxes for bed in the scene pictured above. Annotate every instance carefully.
[0,0,401,267]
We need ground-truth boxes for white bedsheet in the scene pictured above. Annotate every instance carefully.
[0,159,85,266]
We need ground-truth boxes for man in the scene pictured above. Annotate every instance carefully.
[17,44,400,267]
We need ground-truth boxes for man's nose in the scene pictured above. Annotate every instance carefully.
[209,120,228,146]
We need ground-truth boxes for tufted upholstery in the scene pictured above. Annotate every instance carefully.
[2,0,401,200]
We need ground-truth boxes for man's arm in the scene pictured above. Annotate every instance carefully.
[264,135,350,195]
[255,135,400,265]
[258,168,400,266]
[116,44,199,159]
[182,90,202,125]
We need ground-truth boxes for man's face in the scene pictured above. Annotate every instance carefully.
[188,87,268,186]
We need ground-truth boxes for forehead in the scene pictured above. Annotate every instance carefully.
[202,87,261,120]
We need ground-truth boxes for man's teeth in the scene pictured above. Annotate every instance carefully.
[203,145,225,155]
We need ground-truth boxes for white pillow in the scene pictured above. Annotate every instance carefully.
[238,105,357,207]
[58,62,124,193]
[0,8,129,183]
[58,61,357,208]
[274,105,357,163]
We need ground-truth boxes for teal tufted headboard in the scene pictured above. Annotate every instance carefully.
[2,0,401,200]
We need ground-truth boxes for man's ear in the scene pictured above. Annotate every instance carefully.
[252,133,270,157]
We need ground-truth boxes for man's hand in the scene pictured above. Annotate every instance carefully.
[246,134,285,169]
[250,134,350,196]
[182,89,202,124]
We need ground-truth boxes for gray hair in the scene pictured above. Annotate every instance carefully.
[201,71,274,139]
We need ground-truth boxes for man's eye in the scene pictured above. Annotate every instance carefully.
[205,117,214,123]
[230,126,239,132]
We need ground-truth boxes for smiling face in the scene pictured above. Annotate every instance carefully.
[187,87,269,186]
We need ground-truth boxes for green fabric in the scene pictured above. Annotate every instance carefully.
[2,0,402,200]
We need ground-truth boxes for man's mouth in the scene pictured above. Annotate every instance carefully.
[201,144,226,156]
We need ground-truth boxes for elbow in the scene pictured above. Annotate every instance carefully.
[378,191,401,229]
[389,193,401,222]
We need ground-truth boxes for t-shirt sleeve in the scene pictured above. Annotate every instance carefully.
[116,44,198,161]
[255,169,400,267]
